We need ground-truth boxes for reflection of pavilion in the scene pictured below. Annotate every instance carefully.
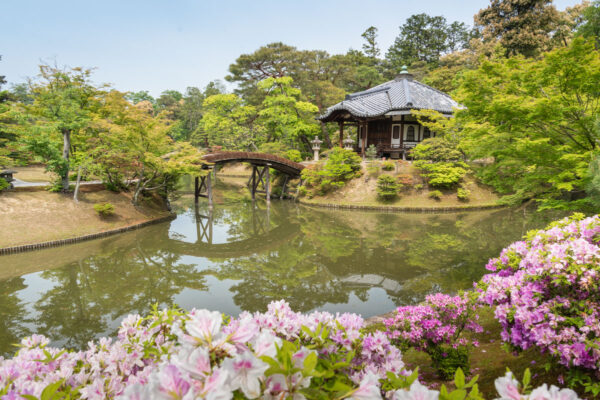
[340,274,403,294]
[166,204,301,259]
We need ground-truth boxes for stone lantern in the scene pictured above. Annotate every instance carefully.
[343,137,354,150]
[311,137,323,161]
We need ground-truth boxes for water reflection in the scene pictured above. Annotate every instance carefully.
[0,190,565,355]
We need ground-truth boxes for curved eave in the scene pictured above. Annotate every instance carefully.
[318,106,455,122]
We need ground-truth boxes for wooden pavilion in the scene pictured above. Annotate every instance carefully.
[318,67,459,159]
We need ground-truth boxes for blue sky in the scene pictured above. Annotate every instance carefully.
[1,0,583,96]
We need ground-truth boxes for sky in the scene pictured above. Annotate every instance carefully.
[1,0,584,97]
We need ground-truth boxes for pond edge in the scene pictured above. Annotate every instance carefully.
[297,199,505,213]
[0,214,176,256]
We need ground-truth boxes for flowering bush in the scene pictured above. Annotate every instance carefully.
[478,214,600,395]
[384,293,483,379]
[0,300,581,399]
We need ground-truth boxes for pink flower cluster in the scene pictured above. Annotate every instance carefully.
[0,301,406,399]
[383,292,483,350]
[478,214,600,372]
[0,300,581,399]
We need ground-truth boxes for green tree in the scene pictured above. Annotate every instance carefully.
[197,93,260,150]
[257,77,319,151]
[26,65,100,191]
[456,38,600,208]
[361,26,381,60]
[125,90,155,105]
[577,1,600,47]
[386,14,471,69]
[90,91,206,204]
[474,0,561,57]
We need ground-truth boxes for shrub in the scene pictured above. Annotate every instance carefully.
[365,144,378,160]
[301,148,361,195]
[415,161,468,188]
[284,149,302,163]
[413,137,469,188]
[0,177,9,191]
[477,214,600,395]
[429,190,442,200]
[381,160,395,171]
[396,173,413,186]
[376,175,401,200]
[0,301,577,400]
[367,163,380,178]
[414,183,424,191]
[384,292,482,379]
[93,202,115,217]
[457,187,470,201]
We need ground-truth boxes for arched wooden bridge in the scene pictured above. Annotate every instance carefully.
[195,152,306,205]
[202,152,305,176]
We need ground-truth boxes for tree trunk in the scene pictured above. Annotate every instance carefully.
[62,129,71,192]
[299,134,312,154]
[320,121,333,148]
[73,165,82,202]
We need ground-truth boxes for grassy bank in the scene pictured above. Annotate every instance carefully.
[302,161,500,210]
[0,190,171,248]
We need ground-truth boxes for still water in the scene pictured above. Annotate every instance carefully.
[0,183,565,355]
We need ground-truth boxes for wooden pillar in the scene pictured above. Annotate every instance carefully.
[207,169,213,208]
[399,116,406,160]
[251,165,256,201]
[265,164,271,204]
[339,121,344,148]
[194,176,199,203]
[360,121,366,159]
[280,175,289,200]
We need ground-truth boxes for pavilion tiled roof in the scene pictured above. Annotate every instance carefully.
[318,71,459,121]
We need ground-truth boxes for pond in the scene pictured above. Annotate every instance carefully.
[0,180,566,355]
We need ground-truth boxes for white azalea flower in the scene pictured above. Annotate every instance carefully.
[221,351,268,399]
[392,380,439,400]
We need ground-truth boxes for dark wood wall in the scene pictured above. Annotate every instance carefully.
[367,120,392,147]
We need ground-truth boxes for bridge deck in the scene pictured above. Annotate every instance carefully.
[202,152,305,176]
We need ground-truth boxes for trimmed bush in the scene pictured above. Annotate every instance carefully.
[365,144,378,160]
[428,190,443,200]
[381,161,395,171]
[300,148,361,195]
[367,163,380,178]
[376,175,401,200]
[396,174,414,186]
[457,187,471,201]
[93,202,115,217]
[0,177,9,192]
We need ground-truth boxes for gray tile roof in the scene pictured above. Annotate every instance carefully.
[318,73,459,121]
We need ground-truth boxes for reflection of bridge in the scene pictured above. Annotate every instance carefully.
[195,152,305,206]
[164,204,301,258]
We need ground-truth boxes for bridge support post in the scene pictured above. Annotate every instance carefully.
[265,164,271,204]
[194,176,199,203]
[207,168,213,209]
[251,165,256,201]
[280,175,289,200]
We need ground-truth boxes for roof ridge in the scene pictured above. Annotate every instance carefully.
[410,79,454,99]
[345,85,390,100]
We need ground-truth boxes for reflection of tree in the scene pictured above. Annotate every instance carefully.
[34,240,207,350]
[208,242,367,312]
[294,206,567,306]
[0,277,31,355]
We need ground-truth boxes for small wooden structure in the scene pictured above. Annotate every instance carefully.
[318,67,459,159]
[194,152,305,205]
